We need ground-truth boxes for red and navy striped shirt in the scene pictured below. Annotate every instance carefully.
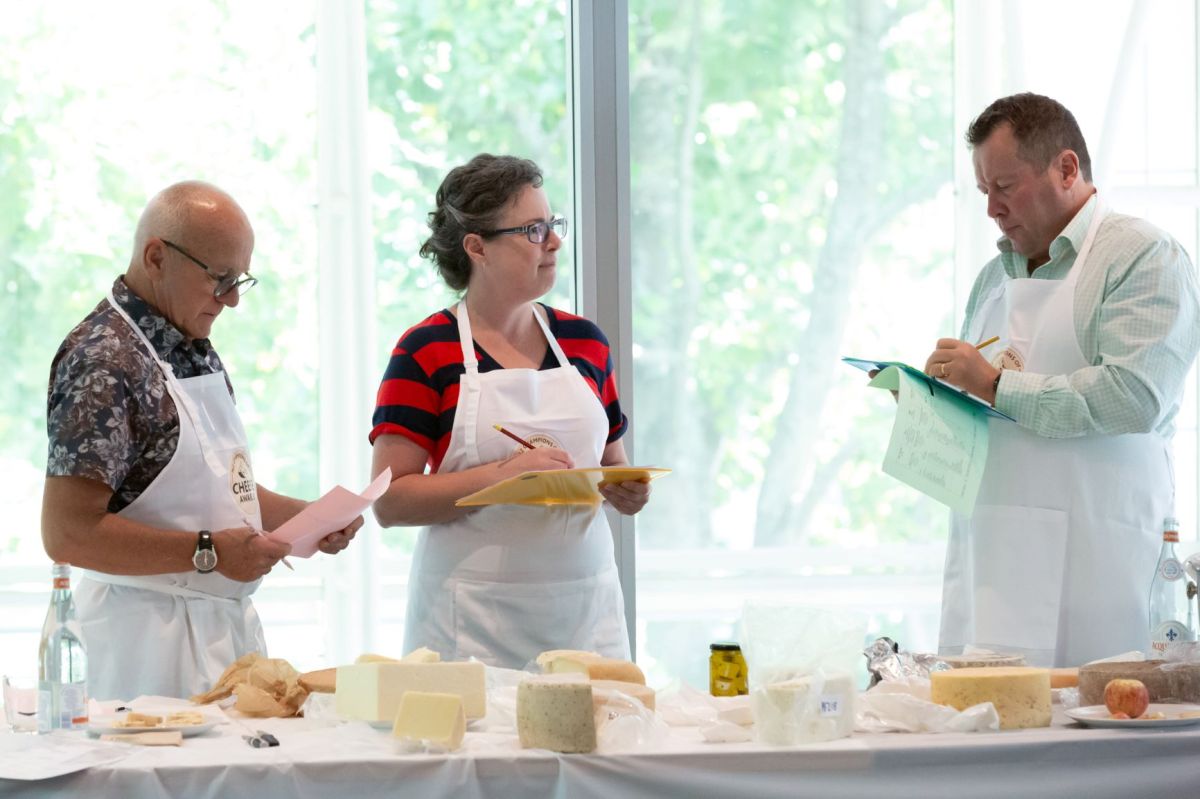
[370,304,628,472]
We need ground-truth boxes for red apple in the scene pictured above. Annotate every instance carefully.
[1104,678,1150,719]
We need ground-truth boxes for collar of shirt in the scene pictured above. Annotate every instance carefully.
[996,193,1099,280]
[111,276,215,362]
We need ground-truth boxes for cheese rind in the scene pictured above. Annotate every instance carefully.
[536,650,646,685]
[392,691,465,750]
[335,661,486,722]
[930,666,1051,729]
[1079,660,1200,705]
[517,676,597,753]
[590,679,656,712]
[939,654,1026,669]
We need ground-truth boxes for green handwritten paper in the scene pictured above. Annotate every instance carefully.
[869,365,989,515]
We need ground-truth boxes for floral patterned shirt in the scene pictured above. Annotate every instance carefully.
[46,277,233,512]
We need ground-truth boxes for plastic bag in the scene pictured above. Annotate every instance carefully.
[741,604,865,745]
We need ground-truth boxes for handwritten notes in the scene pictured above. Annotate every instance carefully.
[869,366,989,515]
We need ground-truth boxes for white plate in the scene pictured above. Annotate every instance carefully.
[1066,704,1200,729]
[87,714,221,738]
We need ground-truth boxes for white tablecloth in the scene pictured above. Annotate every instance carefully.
[4,708,1200,798]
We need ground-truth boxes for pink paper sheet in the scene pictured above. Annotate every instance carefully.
[266,468,391,557]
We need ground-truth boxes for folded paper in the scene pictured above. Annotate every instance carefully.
[268,468,391,557]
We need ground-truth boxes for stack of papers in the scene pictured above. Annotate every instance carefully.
[456,467,670,507]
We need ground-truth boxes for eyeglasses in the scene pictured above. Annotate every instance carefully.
[481,216,568,244]
[161,240,258,298]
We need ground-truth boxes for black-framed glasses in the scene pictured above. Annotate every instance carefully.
[162,239,258,298]
[480,216,568,244]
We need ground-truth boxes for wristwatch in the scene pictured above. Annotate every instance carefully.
[193,530,218,574]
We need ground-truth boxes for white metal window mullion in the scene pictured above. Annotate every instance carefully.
[316,0,378,665]
[571,0,636,656]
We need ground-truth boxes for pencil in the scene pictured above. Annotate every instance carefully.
[493,424,535,449]
[244,516,294,571]
[975,335,1000,350]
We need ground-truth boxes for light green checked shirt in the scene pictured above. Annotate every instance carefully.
[961,194,1200,439]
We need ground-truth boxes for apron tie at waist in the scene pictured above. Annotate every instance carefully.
[81,570,246,604]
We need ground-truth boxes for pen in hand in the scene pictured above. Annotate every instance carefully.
[975,335,1000,350]
[493,424,536,450]
[243,516,294,571]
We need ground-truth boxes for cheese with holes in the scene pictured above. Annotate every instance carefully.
[930,667,1050,729]
[752,672,856,745]
[536,650,646,685]
[517,675,596,753]
[392,691,465,750]
[335,661,486,722]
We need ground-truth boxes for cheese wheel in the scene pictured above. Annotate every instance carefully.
[590,679,656,711]
[1079,660,1200,705]
[939,653,1026,669]
[537,650,646,685]
[930,666,1051,729]
[517,677,597,753]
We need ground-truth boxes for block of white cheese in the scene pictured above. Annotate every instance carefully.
[356,647,442,665]
[714,695,753,726]
[335,661,486,722]
[536,650,646,685]
[392,691,465,750]
[930,666,1050,729]
[517,674,597,753]
[752,672,856,745]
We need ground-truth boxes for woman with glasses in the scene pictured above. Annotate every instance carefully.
[370,154,651,668]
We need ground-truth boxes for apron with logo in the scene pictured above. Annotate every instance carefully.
[402,301,630,668]
[75,290,267,700]
[939,201,1173,667]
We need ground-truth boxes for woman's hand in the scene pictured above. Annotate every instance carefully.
[499,446,574,478]
[318,514,363,554]
[599,479,651,515]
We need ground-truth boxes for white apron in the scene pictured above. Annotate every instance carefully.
[403,302,630,668]
[75,290,267,701]
[939,201,1173,667]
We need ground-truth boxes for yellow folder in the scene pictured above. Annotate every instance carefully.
[455,467,671,507]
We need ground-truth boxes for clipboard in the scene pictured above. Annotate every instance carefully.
[842,357,1016,422]
[455,466,671,507]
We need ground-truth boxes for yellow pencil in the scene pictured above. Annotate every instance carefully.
[975,335,1000,350]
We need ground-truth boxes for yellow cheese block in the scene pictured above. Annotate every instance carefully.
[335,661,486,722]
[536,650,646,685]
[392,691,465,750]
[517,676,597,753]
[930,666,1051,729]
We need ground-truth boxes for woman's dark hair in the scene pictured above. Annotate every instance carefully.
[419,154,543,291]
[966,93,1092,182]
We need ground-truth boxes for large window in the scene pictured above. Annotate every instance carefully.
[2,1,1198,690]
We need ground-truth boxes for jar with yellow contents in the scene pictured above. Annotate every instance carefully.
[709,642,748,696]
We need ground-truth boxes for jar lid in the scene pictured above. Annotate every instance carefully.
[710,641,741,652]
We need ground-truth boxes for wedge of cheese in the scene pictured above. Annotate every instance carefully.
[392,691,465,750]
[930,666,1051,729]
[336,661,486,722]
[517,675,597,753]
[536,650,646,685]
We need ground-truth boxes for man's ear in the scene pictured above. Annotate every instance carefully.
[463,232,487,267]
[143,239,168,282]
[1056,149,1082,189]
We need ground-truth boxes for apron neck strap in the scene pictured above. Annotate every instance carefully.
[455,300,570,370]
[1063,195,1108,290]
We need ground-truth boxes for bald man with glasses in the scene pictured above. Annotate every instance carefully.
[41,180,362,702]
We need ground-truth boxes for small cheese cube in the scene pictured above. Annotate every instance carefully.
[930,666,1051,729]
[335,661,486,723]
[517,676,597,753]
[392,691,465,750]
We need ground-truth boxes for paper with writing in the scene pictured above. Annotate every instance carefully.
[869,366,989,515]
[267,468,391,557]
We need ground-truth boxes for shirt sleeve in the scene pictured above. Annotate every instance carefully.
[995,233,1200,438]
[369,334,441,457]
[45,344,140,490]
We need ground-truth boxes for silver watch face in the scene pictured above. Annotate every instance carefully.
[194,547,218,573]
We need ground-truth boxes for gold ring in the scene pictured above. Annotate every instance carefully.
[940,362,948,378]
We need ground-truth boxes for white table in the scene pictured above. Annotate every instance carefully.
[4,708,1200,798]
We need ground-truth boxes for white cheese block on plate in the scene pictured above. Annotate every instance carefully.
[392,691,465,750]
[752,672,856,745]
[335,661,486,722]
[930,666,1050,729]
[517,674,597,753]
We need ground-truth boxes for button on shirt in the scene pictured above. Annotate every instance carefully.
[46,277,233,512]
[961,195,1200,439]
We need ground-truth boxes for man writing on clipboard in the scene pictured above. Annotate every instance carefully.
[924,93,1200,667]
